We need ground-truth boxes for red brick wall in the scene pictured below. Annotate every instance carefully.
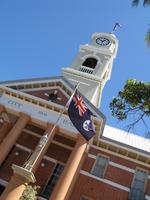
[0,147,30,181]
[146,180,150,195]
[25,88,68,106]
[82,155,133,188]
[53,134,75,148]
[89,147,150,172]
[88,147,150,196]
[17,131,39,150]
[70,174,129,200]
[46,143,71,163]
[105,165,133,188]
[35,159,56,193]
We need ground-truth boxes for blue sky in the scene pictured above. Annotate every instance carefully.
[0,0,149,136]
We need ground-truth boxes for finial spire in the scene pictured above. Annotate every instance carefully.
[112,22,122,33]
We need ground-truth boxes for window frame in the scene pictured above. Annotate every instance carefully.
[82,57,98,69]
[91,153,109,178]
[40,162,64,198]
[131,167,148,192]
[80,195,93,200]
[80,54,101,71]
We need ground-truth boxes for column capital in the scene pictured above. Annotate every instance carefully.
[46,122,59,132]
[19,112,31,122]
[0,112,31,166]
[0,105,5,114]
[77,134,89,144]
[12,164,36,183]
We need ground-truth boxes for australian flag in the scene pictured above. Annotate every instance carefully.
[67,90,95,141]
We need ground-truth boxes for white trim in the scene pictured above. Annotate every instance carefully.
[0,178,8,187]
[100,137,150,158]
[2,78,63,87]
[16,143,57,164]
[44,155,57,164]
[0,85,64,110]
[88,153,135,174]
[23,129,41,138]
[109,161,135,174]
[0,91,78,134]
[88,153,96,160]
[88,153,150,179]
[145,195,150,200]
[81,54,102,65]
[90,144,150,168]
[20,86,70,99]
[23,129,74,151]
[88,153,150,181]
[16,144,31,153]
[20,86,59,92]
[80,170,130,192]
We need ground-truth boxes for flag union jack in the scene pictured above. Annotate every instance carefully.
[74,92,87,116]
[67,89,95,141]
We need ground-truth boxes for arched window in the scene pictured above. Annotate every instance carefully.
[82,58,97,69]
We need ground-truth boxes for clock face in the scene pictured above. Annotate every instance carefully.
[96,37,110,46]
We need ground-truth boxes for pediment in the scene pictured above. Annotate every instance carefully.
[1,77,71,107]
[0,76,106,144]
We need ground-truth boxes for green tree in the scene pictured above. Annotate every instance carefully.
[110,79,150,135]
[20,185,39,200]
[132,0,150,46]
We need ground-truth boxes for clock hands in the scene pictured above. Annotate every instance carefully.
[96,37,110,46]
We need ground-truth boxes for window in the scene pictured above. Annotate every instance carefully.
[128,168,148,200]
[40,163,64,199]
[80,195,93,200]
[91,155,108,178]
[82,58,97,69]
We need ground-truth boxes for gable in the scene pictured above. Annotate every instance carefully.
[0,76,106,144]
[1,76,70,107]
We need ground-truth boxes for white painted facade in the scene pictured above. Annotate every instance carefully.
[62,32,118,108]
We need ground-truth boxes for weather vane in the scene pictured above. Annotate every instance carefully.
[112,22,122,33]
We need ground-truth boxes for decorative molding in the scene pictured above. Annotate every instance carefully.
[44,155,57,164]
[80,170,130,192]
[90,144,150,168]
[109,161,135,174]
[88,153,135,173]
[88,152,150,181]
[20,86,70,99]
[23,128,41,138]
[52,140,73,151]
[145,195,150,200]
[16,144,31,153]
[16,143,57,164]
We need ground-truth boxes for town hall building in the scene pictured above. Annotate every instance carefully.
[0,32,150,200]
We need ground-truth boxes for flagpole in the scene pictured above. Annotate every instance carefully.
[12,82,80,180]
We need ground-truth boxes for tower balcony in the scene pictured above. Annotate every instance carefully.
[79,66,94,74]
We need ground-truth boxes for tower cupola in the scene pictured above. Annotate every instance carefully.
[62,32,118,108]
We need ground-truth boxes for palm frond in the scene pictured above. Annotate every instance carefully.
[143,0,150,6]
[132,0,140,6]
[145,28,150,46]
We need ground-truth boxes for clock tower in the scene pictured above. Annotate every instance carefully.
[62,32,118,108]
